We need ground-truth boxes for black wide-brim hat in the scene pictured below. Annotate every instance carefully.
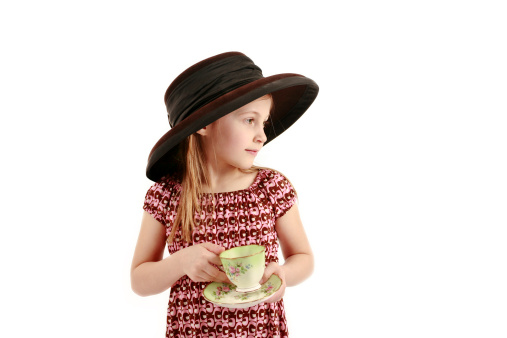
[146,51,319,182]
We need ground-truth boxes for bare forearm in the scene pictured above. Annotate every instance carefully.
[131,250,184,297]
[282,253,314,287]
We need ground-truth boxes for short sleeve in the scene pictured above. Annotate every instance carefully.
[143,178,174,226]
[264,170,297,219]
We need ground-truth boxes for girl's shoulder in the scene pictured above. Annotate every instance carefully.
[254,168,297,218]
[254,167,295,194]
[145,174,182,200]
[255,167,291,185]
[143,174,182,225]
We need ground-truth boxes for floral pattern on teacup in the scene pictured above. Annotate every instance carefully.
[224,262,253,282]
[212,284,236,300]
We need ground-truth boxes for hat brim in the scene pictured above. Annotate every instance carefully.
[146,73,318,181]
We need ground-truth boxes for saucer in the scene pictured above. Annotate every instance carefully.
[203,274,282,309]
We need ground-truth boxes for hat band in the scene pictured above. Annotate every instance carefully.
[166,55,263,127]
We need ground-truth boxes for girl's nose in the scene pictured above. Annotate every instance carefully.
[255,126,268,144]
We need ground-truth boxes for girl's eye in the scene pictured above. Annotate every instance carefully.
[245,118,254,124]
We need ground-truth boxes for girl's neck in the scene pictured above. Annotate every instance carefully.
[204,165,257,194]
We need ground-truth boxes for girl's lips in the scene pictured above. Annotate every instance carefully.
[246,149,258,155]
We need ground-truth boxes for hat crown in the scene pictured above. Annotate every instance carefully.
[165,53,263,127]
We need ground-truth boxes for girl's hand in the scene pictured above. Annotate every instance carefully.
[178,243,230,283]
[259,262,286,303]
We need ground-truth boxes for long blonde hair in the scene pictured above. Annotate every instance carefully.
[167,94,276,243]
[168,133,207,243]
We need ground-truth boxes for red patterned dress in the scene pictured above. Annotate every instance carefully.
[143,169,297,337]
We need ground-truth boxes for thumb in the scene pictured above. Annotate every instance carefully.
[260,264,274,284]
[201,242,225,255]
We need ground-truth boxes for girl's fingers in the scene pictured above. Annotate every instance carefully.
[265,285,285,303]
[259,272,269,284]
[202,264,230,283]
[202,243,225,266]
[260,263,278,284]
[201,242,225,255]
[208,254,223,266]
[215,271,230,283]
[206,266,230,283]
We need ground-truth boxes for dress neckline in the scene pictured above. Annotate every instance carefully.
[209,169,264,196]
[168,169,266,196]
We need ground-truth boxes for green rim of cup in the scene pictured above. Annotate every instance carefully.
[219,245,265,259]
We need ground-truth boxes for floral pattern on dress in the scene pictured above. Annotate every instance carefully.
[143,169,297,337]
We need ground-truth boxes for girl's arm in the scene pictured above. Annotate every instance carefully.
[276,203,314,286]
[260,203,314,301]
[130,211,229,297]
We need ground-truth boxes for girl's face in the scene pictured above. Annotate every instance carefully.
[199,96,272,171]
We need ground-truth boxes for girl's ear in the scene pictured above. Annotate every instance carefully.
[196,126,207,136]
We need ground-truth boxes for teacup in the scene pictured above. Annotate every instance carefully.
[219,245,265,293]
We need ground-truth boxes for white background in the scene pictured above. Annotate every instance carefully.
[1,1,506,337]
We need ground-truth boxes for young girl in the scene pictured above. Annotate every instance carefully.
[131,52,319,337]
